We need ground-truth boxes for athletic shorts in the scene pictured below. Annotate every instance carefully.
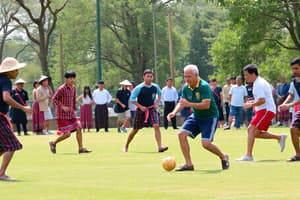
[180,114,218,141]
[118,110,130,121]
[44,107,53,120]
[291,110,300,130]
[250,109,275,131]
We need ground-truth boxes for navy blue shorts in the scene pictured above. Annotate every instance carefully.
[180,114,218,141]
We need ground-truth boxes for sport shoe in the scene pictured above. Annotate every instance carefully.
[222,154,230,170]
[0,175,16,181]
[236,154,254,161]
[47,130,53,135]
[43,130,48,135]
[120,126,127,133]
[175,164,194,171]
[279,134,287,152]
[49,142,56,154]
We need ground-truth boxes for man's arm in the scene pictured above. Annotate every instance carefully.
[3,91,31,113]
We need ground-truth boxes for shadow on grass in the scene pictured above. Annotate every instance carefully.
[132,151,159,154]
[255,159,282,163]
[195,169,223,174]
[58,153,78,155]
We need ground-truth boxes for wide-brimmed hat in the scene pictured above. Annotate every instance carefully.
[39,75,49,83]
[119,80,132,86]
[0,57,26,73]
[14,78,26,84]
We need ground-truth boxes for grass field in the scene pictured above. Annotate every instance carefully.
[1,127,300,200]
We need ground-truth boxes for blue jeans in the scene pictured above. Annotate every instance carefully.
[229,106,243,128]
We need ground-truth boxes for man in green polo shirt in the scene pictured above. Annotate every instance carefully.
[168,64,229,171]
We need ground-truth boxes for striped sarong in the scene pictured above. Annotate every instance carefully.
[0,113,22,152]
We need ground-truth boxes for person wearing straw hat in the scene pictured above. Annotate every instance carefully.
[10,78,29,136]
[115,80,132,133]
[0,57,32,181]
[36,75,54,135]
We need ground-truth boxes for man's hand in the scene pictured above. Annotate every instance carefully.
[62,106,70,112]
[179,98,189,107]
[139,106,147,112]
[278,104,290,112]
[243,102,252,110]
[22,106,32,115]
[167,112,176,121]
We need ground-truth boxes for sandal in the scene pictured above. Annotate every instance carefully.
[158,146,168,153]
[287,155,300,162]
[49,142,56,154]
[79,148,92,154]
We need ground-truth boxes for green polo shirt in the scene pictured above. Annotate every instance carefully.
[182,79,218,119]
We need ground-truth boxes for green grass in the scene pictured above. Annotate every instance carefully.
[1,127,300,200]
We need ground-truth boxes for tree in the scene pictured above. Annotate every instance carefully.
[210,0,300,51]
[0,1,20,62]
[11,0,69,78]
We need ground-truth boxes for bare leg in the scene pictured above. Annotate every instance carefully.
[202,140,226,160]
[0,151,14,176]
[291,128,300,157]
[178,131,193,166]
[123,129,139,152]
[76,127,83,150]
[153,124,163,148]
[53,132,71,145]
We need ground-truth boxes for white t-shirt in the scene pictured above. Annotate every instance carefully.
[229,85,247,107]
[253,76,276,113]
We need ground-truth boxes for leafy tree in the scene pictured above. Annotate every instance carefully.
[11,0,69,79]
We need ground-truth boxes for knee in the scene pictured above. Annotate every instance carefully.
[64,132,71,138]
[201,140,211,149]
[178,131,187,140]
[153,124,159,128]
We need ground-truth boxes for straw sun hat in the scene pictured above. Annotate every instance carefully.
[0,57,26,73]
[119,80,132,86]
[14,78,26,84]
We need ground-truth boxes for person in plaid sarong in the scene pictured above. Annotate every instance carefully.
[0,57,32,181]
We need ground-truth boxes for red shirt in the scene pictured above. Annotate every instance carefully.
[53,84,77,120]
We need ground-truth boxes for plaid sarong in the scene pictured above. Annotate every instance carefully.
[0,113,22,152]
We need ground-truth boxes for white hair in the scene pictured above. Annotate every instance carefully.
[184,64,199,75]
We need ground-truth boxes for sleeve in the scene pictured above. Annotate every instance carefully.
[116,90,121,99]
[161,88,165,103]
[253,82,265,99]
[243,86,248,96]
[229,87,232,95]
[201,84,213,100]
[73,88,76,110]
[130,85,142,102]
[53,87,63,107]
[107,90,112,103]
[2,79,12,92]
[25,91,29,101]
[289,82,295,94]
[174,88,178,101]
[155,84,162,96]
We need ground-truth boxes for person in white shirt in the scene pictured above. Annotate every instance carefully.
[236,64,287,161]
[92,80,112,132]
[161,78,178,130]
[224,76,247,130]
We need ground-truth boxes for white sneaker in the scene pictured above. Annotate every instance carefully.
[236,155,254,161]
[42,130,48,135]
[279,134,287,152]
[47,130,53,135]
[120,126,127,133]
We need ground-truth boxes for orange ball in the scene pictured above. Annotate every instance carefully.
[162,156,176,171]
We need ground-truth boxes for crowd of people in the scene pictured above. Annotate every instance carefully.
[2,56,300,181]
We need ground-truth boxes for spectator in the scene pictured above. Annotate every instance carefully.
[277,76,290,126]
[245,82,255,126]
[76,86,93,132]
[225,76,248,130]
[10,78,29,136]
[115,80,132,133]
[178,80,191,123]
[92,80,112,133]
[36,75,53,135]
[210,78,224,128]
[32,80,44,134]
[222,77,231,126]
[161,78,178,130]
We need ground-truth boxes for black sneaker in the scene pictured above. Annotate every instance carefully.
[175,164,194,171]
[158,146,168,152]
[222,154,229,170]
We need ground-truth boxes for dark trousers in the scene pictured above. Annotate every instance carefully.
[225,102,230,125]
[95,104,109,131]
[164,101,177,129]
[16,122,27,136]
